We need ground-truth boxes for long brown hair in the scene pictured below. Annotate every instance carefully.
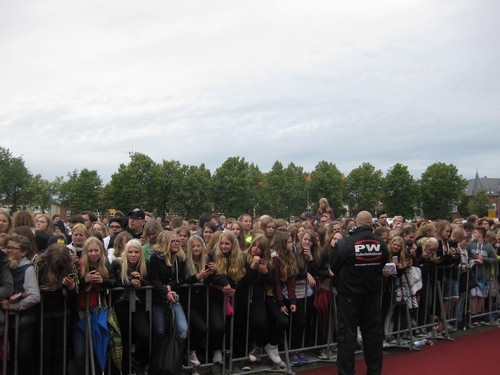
[437,222,452,253]
[230,220,248,251]
[246,235,272,269]
[259,217,276,246]
[113,231,133,258]
[273,232,298,281]
[35,243,76,291]
[296,228,321,269]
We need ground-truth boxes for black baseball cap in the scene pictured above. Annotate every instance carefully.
[128,208,145,219]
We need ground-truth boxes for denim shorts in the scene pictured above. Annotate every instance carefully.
[442,278,459,299]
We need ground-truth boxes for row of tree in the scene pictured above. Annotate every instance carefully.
[0,146,489,220]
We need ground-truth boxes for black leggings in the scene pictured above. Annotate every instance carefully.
[114,300,150,370]
[265,297,289,347]
[185,300,208,352]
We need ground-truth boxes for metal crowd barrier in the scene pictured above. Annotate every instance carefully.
[381,262,500,351]
[1,267,499,375]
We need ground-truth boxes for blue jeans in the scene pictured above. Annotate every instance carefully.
[153,303,188,339]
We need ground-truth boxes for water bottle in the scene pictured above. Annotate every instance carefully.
[413,339,427,348]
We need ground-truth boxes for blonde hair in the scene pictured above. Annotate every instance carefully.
[81,237,109,278]
[71,223,88,237]
[388,236,406,266]
[416,223,436,238]
[120,239,147,285]
[154,231,186,266]
[214,231,245,282]
[0,212,13,234]
[186,235,206,277]
[142,220,163,244]
[318,198,331,214]
[92,221,108,237]
[418,236,439,261]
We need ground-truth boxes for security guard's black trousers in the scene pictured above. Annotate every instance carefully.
[336,294,384,375]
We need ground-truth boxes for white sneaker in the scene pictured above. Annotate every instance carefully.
[212,350,222,364]
[317,349,328,359]
[264,343,282,365]
[248,345,262,362]
[190,350,201,367]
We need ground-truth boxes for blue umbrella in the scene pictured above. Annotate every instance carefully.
[92,304,110,372]
[77,305,110,373]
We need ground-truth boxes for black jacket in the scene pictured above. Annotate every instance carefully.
[330,226,389,296]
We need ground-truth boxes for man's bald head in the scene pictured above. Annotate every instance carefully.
[356,211,373,227]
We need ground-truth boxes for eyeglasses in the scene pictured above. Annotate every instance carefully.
[170,240,180,244]
[6,246,21,252]
[109,225,122,229]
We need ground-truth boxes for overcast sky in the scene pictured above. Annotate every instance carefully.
[1,0,499,184]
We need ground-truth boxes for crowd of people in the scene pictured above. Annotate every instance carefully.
[0,202,499,375]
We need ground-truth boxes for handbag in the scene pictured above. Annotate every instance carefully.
[313,287,332,311]
[404,266,423,296]
[313,286,333,331]
[149,307,184,375]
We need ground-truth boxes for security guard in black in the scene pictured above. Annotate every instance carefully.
[330,211,389,375]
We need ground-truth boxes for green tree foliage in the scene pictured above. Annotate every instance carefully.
[60,169,103,215]
[157,160,187,218]
[457,193,471,218]
[420,162,467,220]
[469,190,490,217]
[345,162,383,215]
[248,162,264,216]
[383,163,419,219]
[263,161,308,218]
[0,147,32,211]
[104,153,161,213]
[309,161,344,218]
[212,157,262,218]
[23,174,54,211]
[261,161,285,215]
[281,162,308,218]
[176,164,213,219]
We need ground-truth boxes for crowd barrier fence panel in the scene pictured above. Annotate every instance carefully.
[1,264,499,375]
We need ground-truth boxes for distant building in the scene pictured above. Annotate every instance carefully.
[465,171,500,218]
